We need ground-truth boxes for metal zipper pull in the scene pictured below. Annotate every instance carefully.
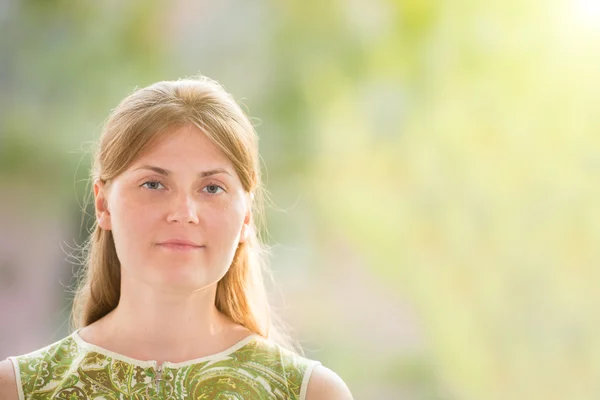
[155,364,163,395]
[146,363,164,399]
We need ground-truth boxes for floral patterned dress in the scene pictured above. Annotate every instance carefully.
[8,330,321,399]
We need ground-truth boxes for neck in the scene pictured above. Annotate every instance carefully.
[90,278,241,363]
[112,290,227,340]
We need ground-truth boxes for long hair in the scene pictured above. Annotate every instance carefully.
[71,76,299,353]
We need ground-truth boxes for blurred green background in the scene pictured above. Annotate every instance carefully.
[1,0,599,399]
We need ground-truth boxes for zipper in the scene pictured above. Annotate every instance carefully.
[155,364,163,395]
[146,363,164,399]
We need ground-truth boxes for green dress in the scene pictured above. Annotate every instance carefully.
[8,330,321,399]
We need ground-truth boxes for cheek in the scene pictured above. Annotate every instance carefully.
[209,202,244,233]
[111,196,159,245]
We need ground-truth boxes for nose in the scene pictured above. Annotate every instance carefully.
[166,193,200,224]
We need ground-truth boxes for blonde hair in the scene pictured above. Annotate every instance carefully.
[72,76,299,353]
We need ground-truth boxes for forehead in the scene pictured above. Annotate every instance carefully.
[130,124,234,172]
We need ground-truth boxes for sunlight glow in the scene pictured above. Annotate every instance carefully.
[572,0,600,29]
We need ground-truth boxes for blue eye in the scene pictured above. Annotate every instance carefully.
[203,184,225,194]
[141,180,165,190]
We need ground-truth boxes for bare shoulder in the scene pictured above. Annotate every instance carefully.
[0,359,19,400]
[306,364,353,400]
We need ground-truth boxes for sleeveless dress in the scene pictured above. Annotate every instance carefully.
[7,330,321,399]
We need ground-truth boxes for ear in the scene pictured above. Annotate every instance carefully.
[239,198,252,244]
[94,179,112,231]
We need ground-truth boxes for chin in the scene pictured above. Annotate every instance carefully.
[147,262,221,291]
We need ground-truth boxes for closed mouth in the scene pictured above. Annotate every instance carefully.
[157,242,205,250]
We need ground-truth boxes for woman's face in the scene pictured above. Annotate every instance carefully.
[94,124,251,292]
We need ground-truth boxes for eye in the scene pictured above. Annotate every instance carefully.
[203,184,225,195]
[141,180,165,190]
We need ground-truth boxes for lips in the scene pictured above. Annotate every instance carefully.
[157,239,204,250]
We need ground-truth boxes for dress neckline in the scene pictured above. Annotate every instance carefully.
[71,328,262,369]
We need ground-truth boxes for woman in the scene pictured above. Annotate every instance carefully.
[0,77,353,399]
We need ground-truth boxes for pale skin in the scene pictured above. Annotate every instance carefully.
[0,124,352,399]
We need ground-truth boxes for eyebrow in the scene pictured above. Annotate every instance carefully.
[134,165,233,178]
